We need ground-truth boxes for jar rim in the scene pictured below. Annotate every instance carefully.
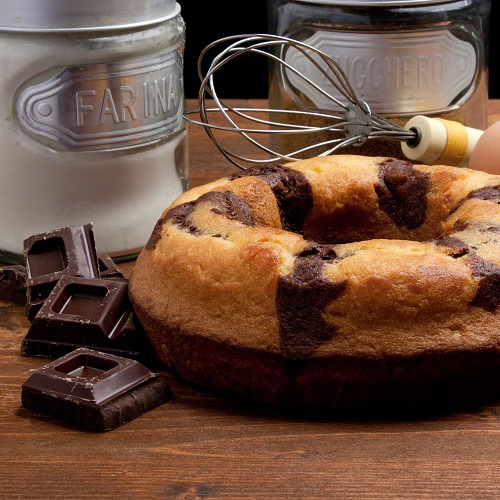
[0,0,180,32]
[292,0,465,5]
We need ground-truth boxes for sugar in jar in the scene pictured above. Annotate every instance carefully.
[267,0,491,160]
[0,0,187,261]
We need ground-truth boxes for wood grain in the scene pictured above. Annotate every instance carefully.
[1,100,500,499]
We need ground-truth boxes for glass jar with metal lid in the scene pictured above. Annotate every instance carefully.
[267,0,491,160]
[0,0,187,261]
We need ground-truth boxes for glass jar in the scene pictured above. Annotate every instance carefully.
[0,0,187,262]
[267,0,491,160]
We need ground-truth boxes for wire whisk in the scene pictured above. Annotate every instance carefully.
[184,34,419,170]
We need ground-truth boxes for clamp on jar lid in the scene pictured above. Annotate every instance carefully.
[0,0,180,32]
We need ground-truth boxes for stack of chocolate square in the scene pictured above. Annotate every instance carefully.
[0,223,172,431]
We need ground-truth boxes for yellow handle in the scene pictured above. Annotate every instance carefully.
[401,115,484,167]
[435,119,470,166]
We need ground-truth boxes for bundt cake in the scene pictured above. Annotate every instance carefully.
[129,155,500,412]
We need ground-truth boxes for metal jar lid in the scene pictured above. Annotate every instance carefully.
[292,0,462,5]
[0,0,180,32]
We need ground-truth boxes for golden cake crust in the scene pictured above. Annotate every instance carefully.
[129,155,500,412]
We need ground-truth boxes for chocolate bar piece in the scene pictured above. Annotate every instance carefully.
[24,223,99,321]
[0,264,27,305]
[21,348,172,431]
[21,276,146,359]
[97,253,125,279]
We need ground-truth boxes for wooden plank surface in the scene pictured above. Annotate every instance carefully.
[1,100,500,499]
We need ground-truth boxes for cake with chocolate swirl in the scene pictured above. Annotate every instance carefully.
[129,155,500,413]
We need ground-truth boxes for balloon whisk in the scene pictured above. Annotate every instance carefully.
[185,34,482,170]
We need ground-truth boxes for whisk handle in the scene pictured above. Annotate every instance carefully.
[401,115,483,167]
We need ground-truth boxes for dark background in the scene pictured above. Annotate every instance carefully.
[178,0,499,100]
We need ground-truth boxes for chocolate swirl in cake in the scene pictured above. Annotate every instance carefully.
[375,159,430,230]
[229,164,313,233]
[433,232,500,311]
[451,185,500,214]
[467,254,500,312]
[145,190,254,249]
[433,234,500,310]
[434,236,470,258]
[276,244,347,361]
[207,190,255,226]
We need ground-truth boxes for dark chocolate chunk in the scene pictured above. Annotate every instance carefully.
[229,163,313,233]
[0,264,27,305]
[145,190,254,249]
[23,223,99,321]
[97,253,125,279]
[276,244,347,361]
[21,347,172,431]
[22,276,146,359]
[375,158,430,230]
[467,254,500,312]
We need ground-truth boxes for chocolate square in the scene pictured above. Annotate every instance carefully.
[21,276,145,359]
[97,253,125,280]
[21,348,172,431]
[23,223,99,320]
[0,264,27,305]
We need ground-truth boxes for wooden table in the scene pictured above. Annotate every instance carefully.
[2,100,500,499]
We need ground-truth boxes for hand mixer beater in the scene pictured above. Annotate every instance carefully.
[185,34,484,171]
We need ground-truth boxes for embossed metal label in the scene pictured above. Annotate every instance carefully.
[283,30,476,114]
[17,50,184,151]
